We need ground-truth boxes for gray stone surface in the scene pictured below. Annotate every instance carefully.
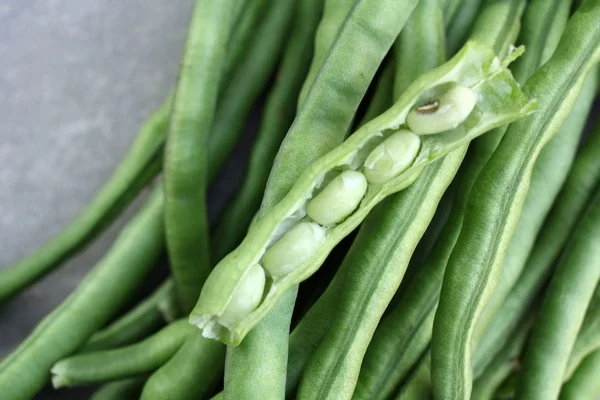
[0,1,194,397]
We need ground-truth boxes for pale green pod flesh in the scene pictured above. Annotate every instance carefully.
[363,130,421,184]
[261,222,326,277]
[217,264,266,328]
[406,85,477,134]
[190,41,536,346]
[307,171,368,225]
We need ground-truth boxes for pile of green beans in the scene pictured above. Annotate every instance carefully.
[3,0,600,399]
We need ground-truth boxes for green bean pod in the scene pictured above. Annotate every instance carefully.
[471,316,533,400]
[445,0,484,56]
[0,188,165,400]
[516,185,600,399]
[564,285,600,379]
[139,334,225,400]
[395,351,433,400]
[206,0,297,185]
[472,67,598,376]
[80,279,175,353]
[0,99,170,306]
[473,80,600,380]
[164,0,238,312]
[51,319,193,387]
[212,0,324,262]
[90,377,147,400]
[192,42,535,346]
[297,0,355,107]
[560,348,600,400]
[219,0,268,87]
[432,4,600,398]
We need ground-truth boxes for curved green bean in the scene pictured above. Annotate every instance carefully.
[395,351,432,400]
[565,285,600,379]
[432,4,600,398]
[297,0,355,107]
[80,279,175,353]
[560,348,600,400]
[351,2,524,398]
[212,0,323,262]
[471,317,533,400]
[0,188,165,400]
[51,320,193,388]
[206,0,297,185]
[164,0,238,312]
[516,186,600,399]
[445,0,484,56]
[473,81,600,379]
[0,99,170,306]
[90,377,147,400]
[220,0,269,87]
[139,333,225,400]
[472,67,598,376]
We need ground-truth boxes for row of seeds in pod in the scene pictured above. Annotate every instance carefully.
[219,85,477,326]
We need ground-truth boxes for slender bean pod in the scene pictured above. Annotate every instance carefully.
[139,334,225,400]
[560,348,600,400]
[212,0,323,262]
[90,377,147,400]
[564,285,600,379]
[164,0,238,312]
[351,2,523,398]
[207,0,297,185]
[80,279,175,353]
[297,0,355,107]
[471,317,533,400]
[395,351,433,400]
[473,85,600,379]
[445,0,484,56]
[472,68,598,376]
[220,0,269,87]
[0,188,165,400]
[432,4,600,398]
[516,198,600,398]
[51,320,193,388]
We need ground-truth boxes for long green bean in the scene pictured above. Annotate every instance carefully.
[472,67,598,376]
[473,88,600,379]
[80,279,175,353]
[432,3,600,398]
[560,348,600,400]
[0,188,165,400]
[90,377,147,400]
[51,320,193,388]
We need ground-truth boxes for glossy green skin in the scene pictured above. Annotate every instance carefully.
[51,320,194,387]
[565,286,600,379]
[445,0,484,56]
[207,0,297,185]
[472,68,597,376]
[212,0,324,262]
[560,348,600,400]
[139,334,225,400]
[516,186,600,399]
[0,189,165,400]
[224,0,418,395]
[164,0,238,313]
[395,351,432,400]
[0,99,169,306]
[432,4,600,398]
[350,1,445,398]
[352,2,523,398]
[474,106,600,386]
[296,41,535,400]
[193,41,534,346]
[90,377,147,400]
[80,279,175,353]
[471,317,532,400]
[297,0,355,107]
[220,0,269,88]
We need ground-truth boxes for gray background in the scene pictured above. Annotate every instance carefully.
[0,1,197,397]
